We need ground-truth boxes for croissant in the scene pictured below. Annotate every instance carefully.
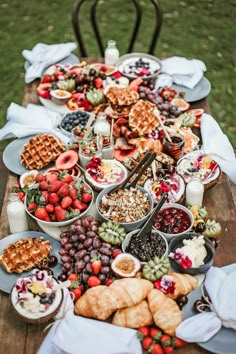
[97,278,153,315]
[166,272,198,300]
[74,285,112,319]
[147,289,182,336]
[112,300,153,328]
[75,278,153,321]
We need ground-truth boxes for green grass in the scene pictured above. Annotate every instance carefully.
[0,0,235,150]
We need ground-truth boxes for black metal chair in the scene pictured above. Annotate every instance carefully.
[72,0,162,57]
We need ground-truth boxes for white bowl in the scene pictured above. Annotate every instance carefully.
[59,111,91,137]
[153,202,194,242]
[50,89,72,105]
[122,228,168,263]
[25,178,94,227]
[96,185,154,232]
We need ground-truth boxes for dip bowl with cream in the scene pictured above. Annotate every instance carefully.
[169,233,215,275]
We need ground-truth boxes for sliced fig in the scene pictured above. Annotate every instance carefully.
[111,253,141,278]
[55,150,79,170]
[171,98,190,112]
[114,147,137,162]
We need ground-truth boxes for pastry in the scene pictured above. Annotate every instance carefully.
[129,100,159,135]
[162,273,198,300]
[74,278,153,320]
[147,289,182,335]
[0,237,52,273]
[20,134,65,170]
[112,300,153,328]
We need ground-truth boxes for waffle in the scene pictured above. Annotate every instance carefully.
[129,100,159,135]
[105,86,139,106]
[20,134,65,170]
[0,237,52,273]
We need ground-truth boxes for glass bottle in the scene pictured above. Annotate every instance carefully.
[186,177,204,207]
[105,40,119,65]
[7,193,28,233]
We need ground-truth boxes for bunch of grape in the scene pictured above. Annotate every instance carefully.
[58,215,118,289]
[138,86,182,118]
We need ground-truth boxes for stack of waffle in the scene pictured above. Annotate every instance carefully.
[129,99,160,135]
[20,134,65,170]
[104,86,139,118]
[0,237,52,273]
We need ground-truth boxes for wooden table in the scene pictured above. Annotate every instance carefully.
[0,60,236,354]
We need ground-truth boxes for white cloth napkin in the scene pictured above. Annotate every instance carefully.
[201,113,236,184]
[0,102,70,144]
[161,56,206,89]
[23,42,77,83]
[176,264,236,342]
[38,289,142,354]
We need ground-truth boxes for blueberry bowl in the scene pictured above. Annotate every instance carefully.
[59,111,92,137]
[168,233,215,275]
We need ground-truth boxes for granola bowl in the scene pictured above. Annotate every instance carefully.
[96,185,154,232]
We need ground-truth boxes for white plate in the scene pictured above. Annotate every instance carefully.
[24,53,79,71]
[0,231,61,294]
[38,96,72,115]
[3,135,62,175]
[183,285,236,354]
[171,77,211,103]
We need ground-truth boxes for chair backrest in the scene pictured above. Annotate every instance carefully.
[72,0,163,57]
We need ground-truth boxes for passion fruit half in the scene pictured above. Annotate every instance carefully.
[111,253,141,278]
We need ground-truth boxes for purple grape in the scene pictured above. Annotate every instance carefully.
[64,262,72,270]
[71,234,80,243]
[75,260,86,272]
[69,224,77,233]
[75,250,87,260]
[86,263,92,273]
[59,249,68,256]
[101,266,110,274]
[74,219,82,226]
[64,243,73,251]
[81,272,89,283]
[78,234,86,242]
[60,231,70,239]
[101,255,110,266]
[83,238,92,249]
[75,225,85,234]
[84,255,91,263]
[48,255,58,267]
[93,239,101,249]
[61,255,72,263]
[69,248,77,257]
[60,237,69,247]
[98,274,106,282]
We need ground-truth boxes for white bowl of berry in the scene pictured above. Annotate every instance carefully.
[153,203,194,242]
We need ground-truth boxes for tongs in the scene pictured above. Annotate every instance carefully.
[110,152,157,194]
[135,192,168,239]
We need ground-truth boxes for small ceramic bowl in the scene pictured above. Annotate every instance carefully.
[169,233,215,275]
[59,111,91,137]
[50,89,72,105]
[122,228,168,264]
[153,202,194,242]
[96,185,154,232]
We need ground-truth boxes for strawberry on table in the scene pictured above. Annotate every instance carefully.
[67,273,79,281]
[160,334,172,347]
[142,336,153,351]
[172,337,188,348]
[17,191,25,202]
[137,326,150,338]
[150,343,164,354]
[87,275,101,287]
[71,286,82,301]
[150,326,162,341]
[112,249,123,258]
[163,346,174,354]
[41,74,52,84]
[105,278,113,286]
[91,257,102,275]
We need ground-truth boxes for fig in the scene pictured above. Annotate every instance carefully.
[55,150,79,170]
[111,253,141,278]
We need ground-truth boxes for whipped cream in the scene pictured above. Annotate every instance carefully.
[180,235,207,267]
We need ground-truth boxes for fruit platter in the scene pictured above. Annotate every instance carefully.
[1,55,236,354]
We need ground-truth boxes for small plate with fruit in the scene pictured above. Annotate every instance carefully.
[176,150,221,186]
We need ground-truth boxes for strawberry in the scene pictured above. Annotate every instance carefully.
[163,347,174,354]
[61,196,73,209]
[91,257,102,275]
[172,337,187,348]
[50,213,56,221]
[45,203,54,213]
[39,181,48,191]
[48,180,64,193]
[69,187,77,200]
[48,193,60,205]
[35,173,46,182]
[81,193,93,203]
[41,74,52,83]
[41,190,49,204]
[72,199,87,211]
[59,172,73,183]
[142,336,153,350]
[70,286,82,301]
[27,202,37,212]
[150,327,162,341]
[160,334,171,347]
[13,182,20,189]
[54,205,67,221]
[94,77,103,88]
[35,207,50,221]
[112,249,123,258]
[67,273,79,281]
[18,191,25,202]
[150,343,164,354]
[54,70,64,79]
[87,276,101,287]
[58,183,70,197]
[137,326,149,338]
[46,173,58,183]
[105,278,113,286]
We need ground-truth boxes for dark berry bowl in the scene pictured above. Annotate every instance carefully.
[122,228,168,264]
[169,233,215,275]
[153,203,194,242]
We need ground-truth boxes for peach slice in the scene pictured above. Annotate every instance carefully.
[55,150,79,170]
